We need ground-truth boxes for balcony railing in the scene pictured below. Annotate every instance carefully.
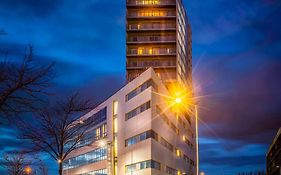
[127,60,176,68]
[127,48,176,56]
[127,23,176,31]
[127,0,176,6]
[127,36,176,43]
[127,11,176,18]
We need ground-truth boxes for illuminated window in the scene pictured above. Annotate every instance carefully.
[149,48,153,54]
[96,128,100,138]
[113,101,118,115]
[114,136,118,154]
[137,24,141,29]
[176,149,181,157]
[102,124,107,137]
[113,118,118,133]
[63,147,106,170]
[137,48,143,55]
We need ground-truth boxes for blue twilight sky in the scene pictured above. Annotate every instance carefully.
[0,0,281,174]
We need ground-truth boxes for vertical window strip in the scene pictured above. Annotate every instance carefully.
[124,129,195,168]
[156,105,180,135]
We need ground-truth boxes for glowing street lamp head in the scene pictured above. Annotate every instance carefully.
[165,83,195,113]
[175,97,182,104]
[24,166,32,174]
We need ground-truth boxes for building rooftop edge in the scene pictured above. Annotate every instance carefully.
[87,67,160,114]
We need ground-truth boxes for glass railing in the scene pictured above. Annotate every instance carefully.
[127,60,176,68]
[127,23,176,30]
[127,36,176,42]
[127,11,176,18]
[127,48,176,55]
[127,0,176,6]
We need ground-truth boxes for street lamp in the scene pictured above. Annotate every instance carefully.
[168,84,199,175]
[24,166,32,174]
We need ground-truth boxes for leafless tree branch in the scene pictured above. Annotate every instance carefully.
[0,44,54,118]
[17,93,94,175]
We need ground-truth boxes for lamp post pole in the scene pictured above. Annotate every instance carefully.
[195,105,199,175]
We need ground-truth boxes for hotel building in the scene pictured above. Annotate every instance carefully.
[63,0,196,174]
[63,68,196,175]
[126,0,192,86]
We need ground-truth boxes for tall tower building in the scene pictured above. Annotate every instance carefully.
[63,1,196,175]
[126,0,192,86]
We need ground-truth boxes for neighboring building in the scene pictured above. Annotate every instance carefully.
[62,68,196,175]
[267,128,281,175]
[126,0,192,86]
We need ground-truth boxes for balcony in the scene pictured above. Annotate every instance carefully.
[127,0,176,6]
[127,11,176,19]
[127,23,176,31]
[127,36,176,44]
[127,60,176,69]
[127,48,176,56]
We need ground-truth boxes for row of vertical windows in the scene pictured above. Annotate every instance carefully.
[156,105,192,137]
[66,124,107,148]
[63,147,107,170]
[125,129,195,167]
[80,169,107,175]
[166,166,177,175]
[125,130,158,146]
[125,160,161,173]
[125,101,151,120]
[156,106,179,135]
[151,129,194,167]
[183,135,194,150]
[126,79,156,101]
[84,107,107,126]
[126,159,184,175]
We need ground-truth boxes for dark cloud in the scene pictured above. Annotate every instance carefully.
[0,0,59,17]
[0,0,280,174]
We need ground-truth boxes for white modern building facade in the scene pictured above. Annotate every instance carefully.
[63,68,196,175]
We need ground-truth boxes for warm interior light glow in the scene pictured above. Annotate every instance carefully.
[114,118,118,133]
[57,159,62,163]
[137,48,143,55]
[113,101,118,115]
[176,149,181,157]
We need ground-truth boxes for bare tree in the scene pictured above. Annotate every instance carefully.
[1,152,31,175]
[1,152,49,175]
[17,93,94,175]
[0,45,54,117]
